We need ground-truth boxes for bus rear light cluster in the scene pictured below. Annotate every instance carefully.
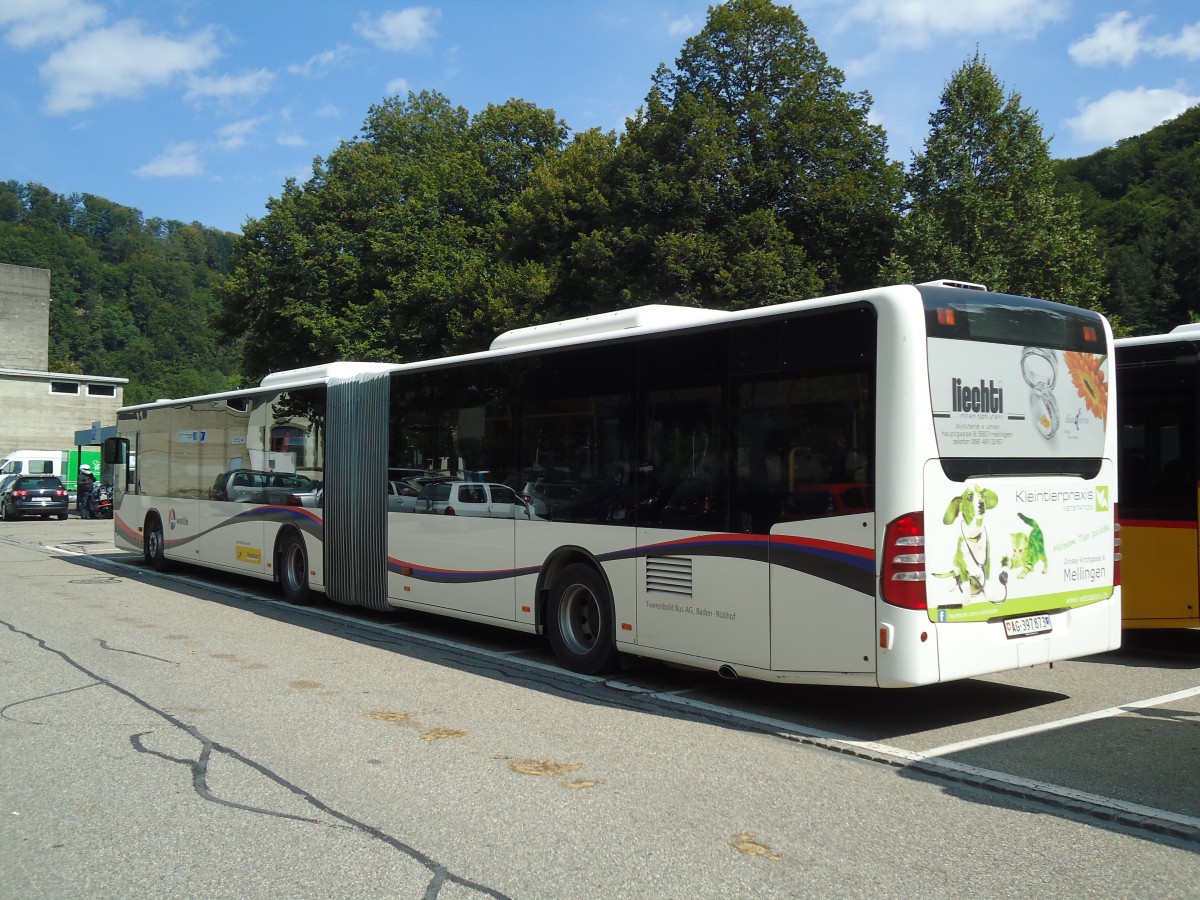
[882,512,927,610]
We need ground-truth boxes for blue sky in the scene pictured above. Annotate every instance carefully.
[2,1,1198,234]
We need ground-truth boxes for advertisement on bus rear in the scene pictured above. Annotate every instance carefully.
[928,339,1109,459]
[924,466,1115,623]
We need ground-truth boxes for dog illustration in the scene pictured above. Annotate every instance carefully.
[934,484,1001,601]
[1003,512,1048,578]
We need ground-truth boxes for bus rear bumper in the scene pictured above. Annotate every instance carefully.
[934,590,1121,684]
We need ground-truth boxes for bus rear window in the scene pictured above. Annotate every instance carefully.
[922,286,1111,469]
[920,285,1106,353]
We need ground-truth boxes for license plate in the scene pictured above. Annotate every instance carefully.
[1004,614,1052,639]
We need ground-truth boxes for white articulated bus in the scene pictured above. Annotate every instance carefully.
[106,281,1121,687]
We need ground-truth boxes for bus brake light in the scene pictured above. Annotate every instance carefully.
[882,512,927,610]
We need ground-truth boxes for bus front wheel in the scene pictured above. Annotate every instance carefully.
[278,531,311,605]
[145,514,170,572]
[547,563,619,675]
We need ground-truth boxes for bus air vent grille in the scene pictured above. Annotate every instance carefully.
[646,556,693,597]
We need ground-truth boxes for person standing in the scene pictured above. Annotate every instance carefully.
[77,464,96,518]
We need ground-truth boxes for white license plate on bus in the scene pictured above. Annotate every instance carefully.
[1003,614,1052,639]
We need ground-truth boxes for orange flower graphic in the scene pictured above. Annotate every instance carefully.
[1065,352,1108,421]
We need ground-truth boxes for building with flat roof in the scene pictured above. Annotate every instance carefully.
[0,262,128,454]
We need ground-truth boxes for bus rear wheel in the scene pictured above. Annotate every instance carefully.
[547,563,619,675]
[278,531,311,605]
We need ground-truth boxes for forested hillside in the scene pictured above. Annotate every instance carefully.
[0,181,240,405]
[1056,104,1200,335]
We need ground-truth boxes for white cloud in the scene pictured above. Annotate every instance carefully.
[666,15,697,38]
[1072,13,1200,67]
[287,46,353,78]
[41,19,221,114]
[1070,12,1148,67]
[1065,86,1200,145]
[385,77,410,96]
[0,0,105,49]
[836,0,1069,50]
[1154,21,1200,61]
[314,103,341,119]
[355,7,439,52]
[135,142,204,178]
[276,133,306,147]
[185,69,275,105]
[216,118,264,151]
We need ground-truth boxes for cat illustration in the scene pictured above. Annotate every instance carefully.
[1003,512,1048,578]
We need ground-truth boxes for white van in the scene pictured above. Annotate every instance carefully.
[0,449,100,493]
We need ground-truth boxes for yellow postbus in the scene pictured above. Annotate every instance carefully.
[1116,325,1200,627]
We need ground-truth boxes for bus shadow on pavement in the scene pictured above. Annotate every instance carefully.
[50,550,1199,853]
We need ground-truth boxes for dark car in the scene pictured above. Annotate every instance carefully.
[0,474,18,516]
[779,483,874,521]
[606,478,682,525]
[1,474,70,520]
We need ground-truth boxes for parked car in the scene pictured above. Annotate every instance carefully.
[779,483,874,521]
[0,474,19,517]
[388,479,421,513]
[516,479,615,522]
[210,470,322,507]
[605,478,682,525]
[0,474,70,520]
[415,481,536,518]
[658,478,773,533]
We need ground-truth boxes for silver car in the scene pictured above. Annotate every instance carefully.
[414,481,537,519]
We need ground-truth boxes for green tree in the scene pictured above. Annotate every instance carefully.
[221,92,566,379]
[1055,104,1200,333]
[601,0,901,307]
[881,53,1105,312]
[0,182,239,403]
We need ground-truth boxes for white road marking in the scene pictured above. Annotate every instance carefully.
[921,685,1200,757]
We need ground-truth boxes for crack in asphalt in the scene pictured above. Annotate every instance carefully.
[0,618,511,900]
[97,637,178,664]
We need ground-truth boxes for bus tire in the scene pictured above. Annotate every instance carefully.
[278,531,311,605]
[547,563,620,675]
[145,513,171,572]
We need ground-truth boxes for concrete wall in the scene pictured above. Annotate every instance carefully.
[0,372,125,455]
[0,263,50,371]
[0,262,127,455]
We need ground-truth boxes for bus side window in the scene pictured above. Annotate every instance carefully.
[730,309,877,529]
